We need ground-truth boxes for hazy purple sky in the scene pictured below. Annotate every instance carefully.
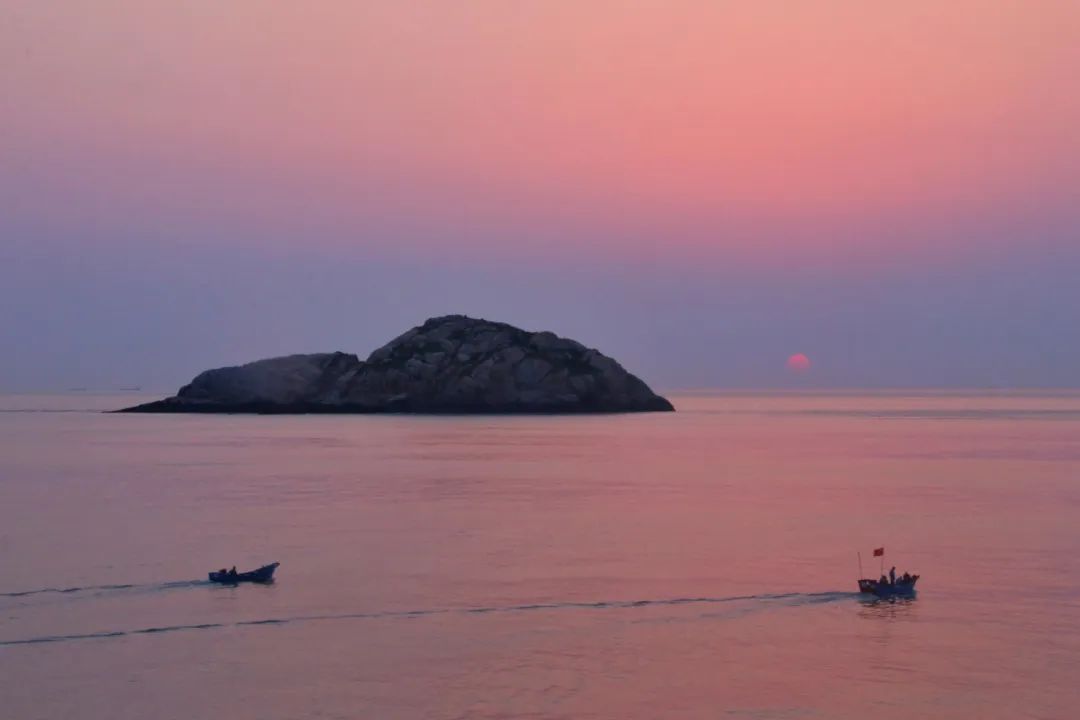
[2,2,1078,391]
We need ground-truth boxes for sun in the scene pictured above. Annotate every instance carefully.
[786,353,811,373]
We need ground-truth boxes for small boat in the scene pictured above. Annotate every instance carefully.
[856,548,918,597]
[209,562,279,584]
[858,575,918,597]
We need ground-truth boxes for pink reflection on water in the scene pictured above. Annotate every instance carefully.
[0,391,1078,718]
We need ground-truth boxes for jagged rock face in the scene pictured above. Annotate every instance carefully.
[123,316,674,414]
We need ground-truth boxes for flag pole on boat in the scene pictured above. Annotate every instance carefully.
[857,551,863,581]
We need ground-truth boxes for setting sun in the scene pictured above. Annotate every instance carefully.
[787,353,811,373]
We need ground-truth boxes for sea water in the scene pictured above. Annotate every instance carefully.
[1,391,1078,719]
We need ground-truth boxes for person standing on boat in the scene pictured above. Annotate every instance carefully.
[889,566,896,585]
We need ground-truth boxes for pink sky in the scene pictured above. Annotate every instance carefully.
[6,2,1079,255]
[2,2,1079,389]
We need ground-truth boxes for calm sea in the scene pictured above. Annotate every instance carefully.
[1,391,1078,719]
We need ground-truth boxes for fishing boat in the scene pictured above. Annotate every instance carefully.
[856,547,918,597]
[209,562,279,584]
[858,575,918,597]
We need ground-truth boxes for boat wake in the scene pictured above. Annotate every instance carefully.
[0,579,207,599]
[0,590,857,647]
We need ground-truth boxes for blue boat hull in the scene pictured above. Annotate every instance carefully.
[209,562,279,584]
[859,576,918,597]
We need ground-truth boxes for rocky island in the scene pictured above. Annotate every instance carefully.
[120,315,674,414]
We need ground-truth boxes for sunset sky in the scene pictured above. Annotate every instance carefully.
[3,1,1078,390]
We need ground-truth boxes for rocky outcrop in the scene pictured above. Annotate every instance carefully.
[121,316,674,414]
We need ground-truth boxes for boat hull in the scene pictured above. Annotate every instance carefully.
[858,576,918,597]
[209,562,279,584]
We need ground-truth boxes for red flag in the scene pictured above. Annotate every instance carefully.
[873,547,884,557]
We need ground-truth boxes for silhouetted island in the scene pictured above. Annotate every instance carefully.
[120,315,674,414]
